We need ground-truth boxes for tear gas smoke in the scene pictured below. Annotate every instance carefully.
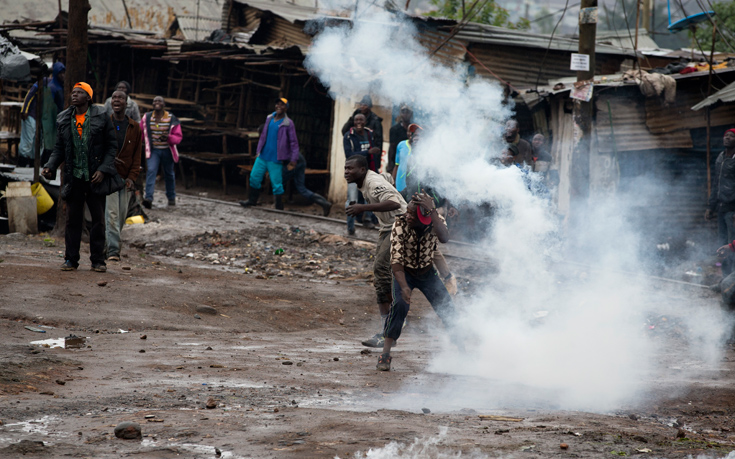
[306,3,733,412]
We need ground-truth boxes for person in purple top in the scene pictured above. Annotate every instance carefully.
[240,98,298,210]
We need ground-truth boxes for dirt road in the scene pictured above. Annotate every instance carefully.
[1,193,734,458]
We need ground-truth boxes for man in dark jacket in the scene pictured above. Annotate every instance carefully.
[706,128,735,245]
[501,120,533,167]
[19,61,65,167]
[341,95,383,157]
[343,113,379,233]
[42,82,117,272]
[106,90,142,261]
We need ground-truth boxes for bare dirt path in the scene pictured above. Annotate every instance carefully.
[1,193,734,458]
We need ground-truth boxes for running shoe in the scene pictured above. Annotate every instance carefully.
[376,353,392,371]
[361,333,385,348]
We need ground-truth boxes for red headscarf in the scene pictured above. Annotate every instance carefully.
[727,128,735,136]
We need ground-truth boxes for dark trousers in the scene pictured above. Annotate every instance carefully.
[282,154,314,200]
[383,268,456,341]
[718,207,735,246]
[65,178,106,266]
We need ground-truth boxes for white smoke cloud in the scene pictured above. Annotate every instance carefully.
[306,4,733,412]
[335,427,488,459]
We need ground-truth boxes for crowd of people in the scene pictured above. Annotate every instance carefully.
[25,76,566,370]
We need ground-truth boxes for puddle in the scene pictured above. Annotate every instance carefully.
[4,416,58,435]
[30,336,86,349]
[30,338,65,349]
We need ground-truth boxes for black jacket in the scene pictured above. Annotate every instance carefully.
[341,109,383,148]
[45,104,118,183]
[709,151,735,212]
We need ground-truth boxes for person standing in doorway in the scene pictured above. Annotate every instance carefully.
[343,113,380,234]
[42,82,117,272]
[706,128,735,245]
[239,97,299,210]
[105,90,142,261]
[141,96,182,208]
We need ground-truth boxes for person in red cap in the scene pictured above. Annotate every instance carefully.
[706,128,735,245]
[42,82,118,272]
[377,192,459,371]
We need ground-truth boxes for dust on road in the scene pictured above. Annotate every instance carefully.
[1,193,734,458]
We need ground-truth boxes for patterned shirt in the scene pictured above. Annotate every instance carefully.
[150,112,171,149]
[390,213,446,269]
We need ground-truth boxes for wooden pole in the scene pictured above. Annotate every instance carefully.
[569,0,597,231]
[706,21,717,198]
[56,0,90,236]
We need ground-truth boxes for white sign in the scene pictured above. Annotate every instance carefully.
[570,53,590,71]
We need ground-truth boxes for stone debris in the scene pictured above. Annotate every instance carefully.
[114,421,142,440]
[195,305,218,315]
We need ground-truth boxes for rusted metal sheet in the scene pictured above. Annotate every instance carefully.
[263,15,311,47]
[175,15,222,41]
[596,93,693,152]
[645,91,735,134]
[4,1,221,34]
[467,44,626,88]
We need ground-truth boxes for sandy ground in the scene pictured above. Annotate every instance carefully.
[1,190,735,458]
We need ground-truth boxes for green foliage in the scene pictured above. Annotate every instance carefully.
[425,0,529,29]
[692,1,735,53]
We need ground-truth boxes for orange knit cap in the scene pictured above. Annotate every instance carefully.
[73,82,93,99]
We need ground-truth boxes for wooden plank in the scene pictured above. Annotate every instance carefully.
[478,415,524,422]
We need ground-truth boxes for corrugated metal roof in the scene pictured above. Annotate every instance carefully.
[692,81,735,111]
[449,23,638,57]
[467,43,627,88]
[645,89,735,134]
[596,92,693,152]
[175,15,222,41]
[595,28,662,52]
[232,0,319,24]
[260,14,311,47]
[0,0,222,34]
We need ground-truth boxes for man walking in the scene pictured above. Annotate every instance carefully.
[282,152,332,216]
[377,192,458,371]
[239,98,298,210]
[706,128,735,245]
[344,155,407,348]
[141,96,182,208]
[42,82,117,272]
[106,90,142,261]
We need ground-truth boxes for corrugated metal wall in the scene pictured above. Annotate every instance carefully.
[467,44,626,88]
[596,90,693,152]
[645,90,735,134]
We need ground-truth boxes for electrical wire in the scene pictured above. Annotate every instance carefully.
[696,0,735,52]
[530,2,581,23]
[533,0,571,91]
